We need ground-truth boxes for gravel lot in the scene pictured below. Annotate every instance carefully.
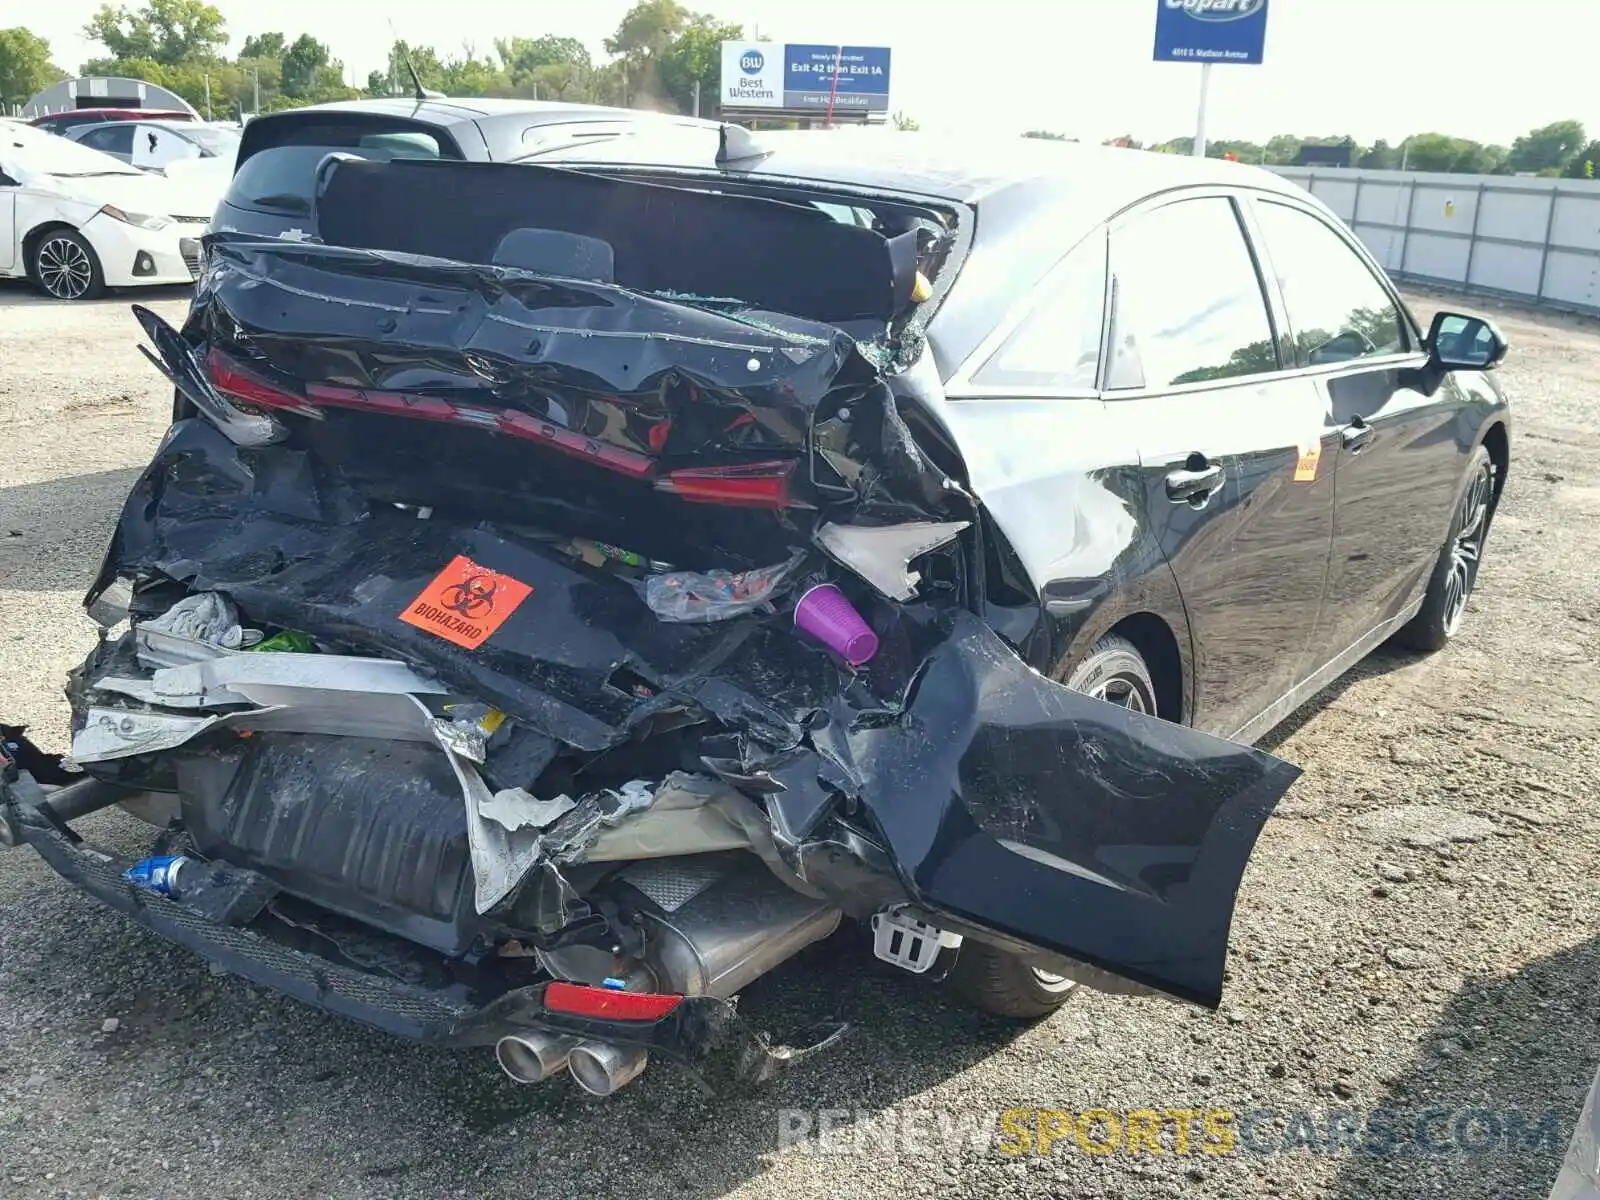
[0,281,1596,1200]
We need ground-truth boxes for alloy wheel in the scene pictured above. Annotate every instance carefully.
[1084,672,1155,714]
[1442,460,1494,637]
[37,236,94,300]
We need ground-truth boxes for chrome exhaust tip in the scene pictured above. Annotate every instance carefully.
[494,1031,580,1084]
[567,1041,650,1097]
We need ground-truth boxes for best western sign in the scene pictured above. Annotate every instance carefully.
[720,42,892,112]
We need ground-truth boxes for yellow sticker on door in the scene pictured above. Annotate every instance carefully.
[1294,440,1322,483]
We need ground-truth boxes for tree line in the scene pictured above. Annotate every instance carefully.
[0,0,745,119]
[1025,122,1600,179]
[2,2,1597,180]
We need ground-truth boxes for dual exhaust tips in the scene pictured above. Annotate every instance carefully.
[494,1030,649,1096]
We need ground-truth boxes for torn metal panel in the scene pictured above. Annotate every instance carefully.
[478,788,576,833]
[811,611,1300,1010]
[814,520,970,600]
[432,709,542,917]
[138,651,445,706]
[73,707,227,763]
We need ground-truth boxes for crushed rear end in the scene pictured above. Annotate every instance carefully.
[2,154,1297,1094]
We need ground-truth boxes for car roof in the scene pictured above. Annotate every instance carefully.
[273,96,719,129]
[548,126,1305,208]
[34,108,191,122]
[546,127,1316,380]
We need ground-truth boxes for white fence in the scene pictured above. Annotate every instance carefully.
[1270,166,1600,318]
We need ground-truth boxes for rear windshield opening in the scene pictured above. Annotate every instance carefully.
[312,158,959,339]
[227,118,460,217]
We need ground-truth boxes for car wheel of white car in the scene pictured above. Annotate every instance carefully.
[32,230,105,301]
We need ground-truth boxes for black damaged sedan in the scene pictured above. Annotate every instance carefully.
[1,126,1509,1095]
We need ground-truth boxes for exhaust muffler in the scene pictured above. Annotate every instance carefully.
[567,1041,650,1097]
[494,1030,580,1084]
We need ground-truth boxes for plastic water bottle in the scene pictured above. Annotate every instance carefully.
[124,854,191,897]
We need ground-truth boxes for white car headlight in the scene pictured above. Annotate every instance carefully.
[99,205,172,232]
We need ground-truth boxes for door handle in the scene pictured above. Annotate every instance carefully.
[1165,463,1225,503]
[1341,419,1375,452]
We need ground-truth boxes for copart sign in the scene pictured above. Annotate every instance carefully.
[1153,0,1270,64]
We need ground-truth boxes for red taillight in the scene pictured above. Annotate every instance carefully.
[656,460,797,508]
[208,349,309,414]
[544,982,682,1021]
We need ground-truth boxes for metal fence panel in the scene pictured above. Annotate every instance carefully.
[1271,165,1600,318]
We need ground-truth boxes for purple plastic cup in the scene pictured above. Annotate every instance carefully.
[793,583,879,666]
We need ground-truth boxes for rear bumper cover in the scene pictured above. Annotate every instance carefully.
[8,806,801,1088]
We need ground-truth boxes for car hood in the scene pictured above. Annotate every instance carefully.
[54,170,206,219]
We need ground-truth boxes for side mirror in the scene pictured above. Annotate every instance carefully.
[1427,310,1508,371]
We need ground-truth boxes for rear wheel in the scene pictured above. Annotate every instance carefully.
[1396,445,1495,652]
[31,229,105,301]
[947,942,1079,1020]
[947,634,1157,1020]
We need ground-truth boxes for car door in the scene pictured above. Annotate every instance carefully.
[1102,193,1339,740]
[78,123,135,164]
[1245,196,1461,662]
[0,162,17,272]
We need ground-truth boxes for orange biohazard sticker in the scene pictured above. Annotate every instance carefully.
[399,556,532,649]
[1293,439,1322,483]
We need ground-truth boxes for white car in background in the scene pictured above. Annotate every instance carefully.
[65,119,239,174]
[0,122,213,300]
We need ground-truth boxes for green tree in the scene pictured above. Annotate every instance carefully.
[83,0,227,67]
[439,53,508,96]
[1402,132,1467,172]
[239,31,285,60]
[891,111,920,131]
[280,32,328,98]
[495,34,591,85]
[369,40,446,96]
[605,0,690,104]
[1563,140,1600,179]
[0,27,66,110]
[1022,129,1070,141]
[657,15,741,115]
[1509,120,1585,175]
[1360,138,1399,169]
[1209,139,1264,162]
[1261,134,1301,165]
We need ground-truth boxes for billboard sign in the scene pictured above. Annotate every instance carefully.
[720,42,892,114]
[720,42,782,109]
[1153,0,1269,65]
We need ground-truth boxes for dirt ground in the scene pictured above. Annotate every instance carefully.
[0,281,1596,1200]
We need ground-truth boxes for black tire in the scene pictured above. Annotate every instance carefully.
[946,634,1157,1020]
[30,228,105,301]
[947,942,1079,1020]
[1062,633,1159,715]
[1396,445,1495,652]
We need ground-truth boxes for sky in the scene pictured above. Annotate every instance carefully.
[21,1,1600,147]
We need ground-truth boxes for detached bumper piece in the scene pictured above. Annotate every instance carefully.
[5,804,828,1093]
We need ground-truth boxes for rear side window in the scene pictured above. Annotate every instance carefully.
[81,125,134,155]
[974,231,1106,391]
[1253,200,1406,366]
[226,119,458,218]
[1109,197,1278,389]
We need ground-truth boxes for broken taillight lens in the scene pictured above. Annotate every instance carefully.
[655,460,797,509]
[208,349,313,415]
[544,981,683,1021]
